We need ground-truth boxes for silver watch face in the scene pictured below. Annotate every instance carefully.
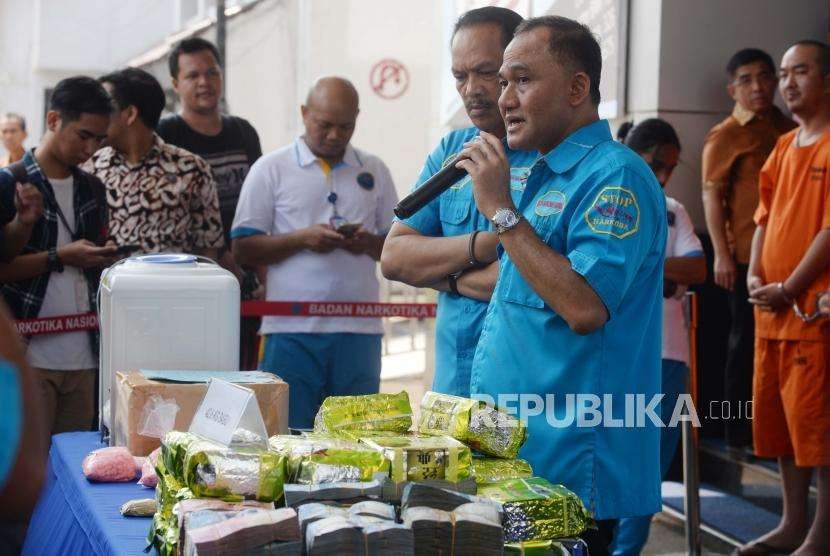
[493,208,519,228]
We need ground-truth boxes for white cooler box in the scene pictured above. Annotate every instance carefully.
[98,254,240,439]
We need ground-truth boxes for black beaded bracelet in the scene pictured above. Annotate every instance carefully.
[468,230,484,267]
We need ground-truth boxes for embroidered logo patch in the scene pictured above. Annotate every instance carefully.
[535,190,566,217]
[585,186,640,239]
[356,172,375,190]
[510,167,530,191]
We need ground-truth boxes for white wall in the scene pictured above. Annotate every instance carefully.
[294,0,444,196]
[223,0,299,153]
[0,0,179,150]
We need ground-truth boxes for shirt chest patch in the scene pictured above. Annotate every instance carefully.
[585,186,640,239]
[356,172,375,190]
[510,167,530,192]
[534,190,566,217]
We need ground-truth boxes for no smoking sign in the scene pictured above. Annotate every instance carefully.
[370,59,409,100]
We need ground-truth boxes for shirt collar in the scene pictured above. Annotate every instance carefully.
[102,133,165,168]
[294,136,362,169]
[542,119,612,174]
[732,103,756,126]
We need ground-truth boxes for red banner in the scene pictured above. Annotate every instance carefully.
[14,301,437,337]
[14,313,99,337]
[240,301,436,319]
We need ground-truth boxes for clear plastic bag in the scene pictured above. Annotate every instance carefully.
[139,395,180,439]
[82,447,138,482]
[138,447,161,488]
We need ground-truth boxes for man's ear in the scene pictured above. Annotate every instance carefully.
[569,72,591,106]
[45,110,62,133]
[727,82,738,102]
[124,105,140,127]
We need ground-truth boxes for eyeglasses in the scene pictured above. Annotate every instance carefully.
[792,291,830,323]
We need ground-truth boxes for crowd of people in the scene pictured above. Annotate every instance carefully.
[0,6,828,556]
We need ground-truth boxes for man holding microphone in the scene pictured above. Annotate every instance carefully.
[381,6,536,398]
[459,17,666,554]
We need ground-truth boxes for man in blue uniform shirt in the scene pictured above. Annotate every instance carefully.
[456,16,666,555]
[381,6,536,397]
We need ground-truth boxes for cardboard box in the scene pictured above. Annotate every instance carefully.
[113,370,289,456]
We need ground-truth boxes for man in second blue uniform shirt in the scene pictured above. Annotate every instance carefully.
[457,17,667,555]
[381,6,536,397]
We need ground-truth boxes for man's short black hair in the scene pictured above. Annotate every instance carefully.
[452,6,523,49]
[2,113,26,132]
[793,39,830,76]
[515,16,602,106]
[169,37,221,78]
[49,76,112,122]
[99,68,167,129]
[726,48,775,78]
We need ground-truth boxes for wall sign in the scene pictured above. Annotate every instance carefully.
[370,59,409,100]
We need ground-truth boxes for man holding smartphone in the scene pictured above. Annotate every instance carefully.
[0,77,117,444]
[85,68,224,257]
[232,77,398,429]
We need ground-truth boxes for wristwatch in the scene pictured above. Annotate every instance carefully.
[492,207,522,235]
[47,247,64,273]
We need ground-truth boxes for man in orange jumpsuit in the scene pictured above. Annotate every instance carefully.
[738,40,830,556]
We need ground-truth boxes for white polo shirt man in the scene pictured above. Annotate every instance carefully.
[231,136,397,427]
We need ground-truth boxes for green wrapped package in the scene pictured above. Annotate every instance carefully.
[313,391,413,434]
[477,477,592,542]
[161,430,205,480]
[183,442,286,502]
[418,391,528,459]
[147,510,179,556]
[154,462,193,517]
[360,434,472,483]
[472,457,533,485]
[504,539,588,555]
[297,450,390,484]
[269,434,389,483]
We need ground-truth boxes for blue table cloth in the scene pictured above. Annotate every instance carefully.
[23,432,156,556]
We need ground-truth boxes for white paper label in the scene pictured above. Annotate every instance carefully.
[189,378,253,445]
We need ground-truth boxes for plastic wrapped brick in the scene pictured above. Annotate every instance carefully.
[477,477,592,542]
[269,434,390,483]
[183,443,286,503]
[472,457,533,485]
[82,447,139,482]
[359,434,472,483]
[504,538,589,555]
[161,430,205,480]
[418,391,528,459]
[313,391,412,434]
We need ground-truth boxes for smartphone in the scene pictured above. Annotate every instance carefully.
[336,223,361,238]
[113,244,141,255]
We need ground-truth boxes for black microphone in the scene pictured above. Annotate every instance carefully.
[393,155,467,219]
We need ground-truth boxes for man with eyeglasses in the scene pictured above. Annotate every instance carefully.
[231,76,398,429]
[701,48,795,456]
